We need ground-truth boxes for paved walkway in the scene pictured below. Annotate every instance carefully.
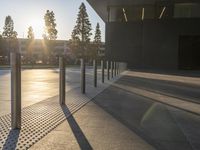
[0,73,119,150]
[30,101,154,150]
[2,70,148,150]
[30,70,200,150]
[1,70,200,150]
[113,83,200,115]
[0,70,155,150]
[0,68,103,116]
[114,71,200,115]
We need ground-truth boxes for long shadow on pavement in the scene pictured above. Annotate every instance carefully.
[2,129,20,150]
[61,104,93,150]
[93,86,199,150]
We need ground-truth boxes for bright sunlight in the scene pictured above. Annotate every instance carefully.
[26,16,45,39]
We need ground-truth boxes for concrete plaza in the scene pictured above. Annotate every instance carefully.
[0,68,200,150]
[0,68,101,116]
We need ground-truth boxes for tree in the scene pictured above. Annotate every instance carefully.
[2,16,18,58]
[26,26,35,64]
[94,23,101,45]
[27,26,34,39]
[44,10,58,64]
[92,22,102,59]
[2,16,17,39]
[86,23,102,60]
[0,34,3,56]
[0,34,4,65]
[71,2,92,59]
[44,10,57,40]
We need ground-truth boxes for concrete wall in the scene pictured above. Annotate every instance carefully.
[106,18,200,69]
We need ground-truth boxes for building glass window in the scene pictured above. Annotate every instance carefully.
[174,3,200,18]
[108,3,200,22]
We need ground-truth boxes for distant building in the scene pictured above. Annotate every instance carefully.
[97,43,105,57]
[0,38,105,65]
[87,0,200,70]
[18,38,69,64]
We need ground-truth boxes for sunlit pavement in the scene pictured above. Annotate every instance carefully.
[1,69,200,150]
[0,68,102,116]
[29,70,200,150]
[1,73,127,150]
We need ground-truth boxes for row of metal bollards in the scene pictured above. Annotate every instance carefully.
[79,59,122,95]
[10,52,126,130]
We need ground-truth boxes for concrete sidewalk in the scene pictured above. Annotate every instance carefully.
[114,71,200,115]
[28,71,155,150]
[113,83,200,115]
[29,70,200,150]
[30,70,200,150]
[0,70,123,150]
[30,101,154,150]
[1,70,200,150]
[90,71,200,150]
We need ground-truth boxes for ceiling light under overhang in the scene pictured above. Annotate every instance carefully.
[142,8,145,20]
[122,8,128,22]
[159,7,166,19]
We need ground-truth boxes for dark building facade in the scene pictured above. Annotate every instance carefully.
[87,0,200,69]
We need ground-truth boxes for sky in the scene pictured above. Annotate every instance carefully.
[0,0,105,41]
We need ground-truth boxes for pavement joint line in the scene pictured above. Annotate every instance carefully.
[113,82,200,116]
[0,72,124,150]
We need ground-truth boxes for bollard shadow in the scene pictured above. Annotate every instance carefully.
[2,129,20,150]
[61,104,93,150]
[92,86,196,150]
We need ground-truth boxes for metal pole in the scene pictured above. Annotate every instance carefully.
[81,58,85,94]
[59,57,65,105]
[11,52,21,129]
[111,61,113,78]
[117,62,119,75]
[118,62,120,74]
[93,59,97,87]
[107,61,110,80]
[101,60,104,83]
[114,61,117,76]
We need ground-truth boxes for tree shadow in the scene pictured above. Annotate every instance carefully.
[61,104,93,150]
[2,129,20,150]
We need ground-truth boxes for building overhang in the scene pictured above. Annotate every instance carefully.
[86,0,200,22]
[86,0,165,22]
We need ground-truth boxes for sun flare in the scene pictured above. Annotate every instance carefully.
[27,17,45,39]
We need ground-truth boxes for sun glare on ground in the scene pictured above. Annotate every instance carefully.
[26,17,45,39]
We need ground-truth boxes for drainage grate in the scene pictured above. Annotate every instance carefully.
[0,80,116,150]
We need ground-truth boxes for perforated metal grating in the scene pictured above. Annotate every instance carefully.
[0,77,120,150]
